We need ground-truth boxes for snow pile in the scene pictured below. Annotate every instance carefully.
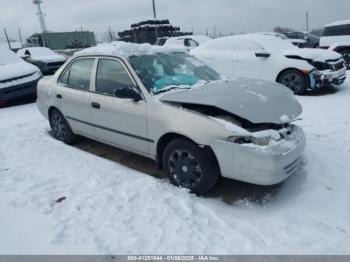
[75,41,178,58]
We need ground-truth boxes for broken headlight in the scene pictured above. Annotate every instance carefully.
[307,61,330,71]
[227,136,271,146]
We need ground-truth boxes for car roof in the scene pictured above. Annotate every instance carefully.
[324,19,350,27]
[75,41,182,59]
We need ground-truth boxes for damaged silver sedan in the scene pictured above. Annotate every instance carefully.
[37,42,306,195]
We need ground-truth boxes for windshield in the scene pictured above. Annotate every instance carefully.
[128,52,221,94]
[0,46,22,65]
[258,37,298,51]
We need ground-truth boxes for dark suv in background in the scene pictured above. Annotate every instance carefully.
[283,32,320,48]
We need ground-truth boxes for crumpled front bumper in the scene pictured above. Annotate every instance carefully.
[309,67,347,89]
[210,126,306,185]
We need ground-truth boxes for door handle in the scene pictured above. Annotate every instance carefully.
[56,94,62,99]
[91,102,100,109]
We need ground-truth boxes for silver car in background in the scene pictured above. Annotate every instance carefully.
[37,42,305,195]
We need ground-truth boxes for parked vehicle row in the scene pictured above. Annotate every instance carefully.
[37,42,306,195]
[0,46,68,106]
[191,34,347,94]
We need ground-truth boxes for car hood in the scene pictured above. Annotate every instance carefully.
[288,39,306,44]
[160,79,302,124]
[31,54,66,63]
[0,61,40,81]
[282,48,342,62]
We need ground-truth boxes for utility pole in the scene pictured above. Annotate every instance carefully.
[306,11,309,32]
[3,28,11,49]
[18,28,23,48]
[152,0,157,19]
[33,0,48,33]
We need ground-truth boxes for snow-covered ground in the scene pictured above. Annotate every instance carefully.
[0,74,350,255]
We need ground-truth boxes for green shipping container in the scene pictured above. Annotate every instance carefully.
[27,31,96,50]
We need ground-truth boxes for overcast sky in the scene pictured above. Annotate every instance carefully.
[1,0,350,41]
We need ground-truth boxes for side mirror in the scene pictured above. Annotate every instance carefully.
[255,51,271,58]
[114,86,143,102]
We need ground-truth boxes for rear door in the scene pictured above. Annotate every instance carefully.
[56,57,96,137]
[89,57,149,155]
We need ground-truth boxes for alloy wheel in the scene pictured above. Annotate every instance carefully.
[280,72,304,93]
[168,149,203,189]
[51,113,67,141]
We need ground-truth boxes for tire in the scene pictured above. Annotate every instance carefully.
[162,138,220,195]
[277,69,307,95]
[49,109,76,144]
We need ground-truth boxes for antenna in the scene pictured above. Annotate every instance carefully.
[33,0,48,32]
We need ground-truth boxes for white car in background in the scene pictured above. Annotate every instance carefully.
[17,47,66,75]
[0,46,41,106]
[164,35,211,52]
[191,34,347,94]
[320,19,350,68]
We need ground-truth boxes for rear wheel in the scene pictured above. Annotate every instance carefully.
[278,69,307,95]
[49,109,76,144]
[162,139,219,195]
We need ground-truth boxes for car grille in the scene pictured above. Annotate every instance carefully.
[0,72,36,84]
[3,82,36,94]
[332,61,345,71]
[47,61,64,67]
[325,58,345,71]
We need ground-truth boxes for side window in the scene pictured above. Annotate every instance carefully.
[60,68,69,85]
[95,58,134,96]
[59,58,95,91]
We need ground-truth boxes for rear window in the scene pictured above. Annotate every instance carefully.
[323,24,350,36]
[59,58,95,91]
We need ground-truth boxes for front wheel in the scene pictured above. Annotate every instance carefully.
[278,69,307,95]
[49,109,76,144]
[162,139,220,195]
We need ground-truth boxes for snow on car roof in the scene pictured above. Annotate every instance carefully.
[17,47,56,57]
[197,34,297,51]
[324,19,350,27]
[75,41,179,58]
